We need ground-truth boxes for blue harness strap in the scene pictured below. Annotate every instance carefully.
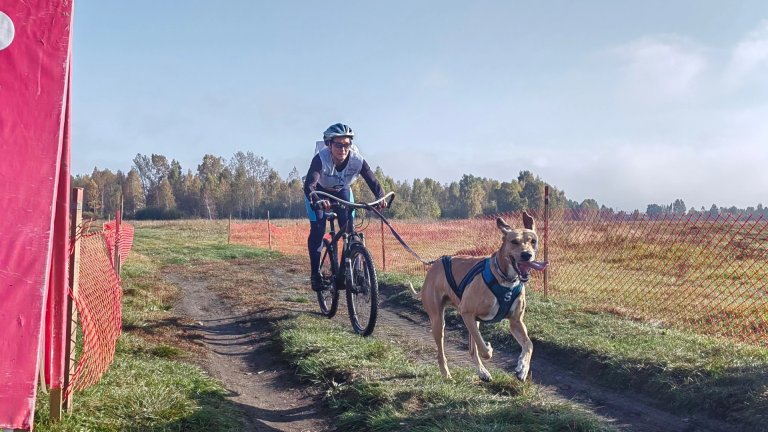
[441,256,484,300]
[481,259,524,323]
[441,256,524,324]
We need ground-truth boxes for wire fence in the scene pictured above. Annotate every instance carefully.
[65,222,134,396]
[230,209,768,347]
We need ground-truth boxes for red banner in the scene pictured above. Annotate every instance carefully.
[0,0,73,429]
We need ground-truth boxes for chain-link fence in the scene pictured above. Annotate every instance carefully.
[230,210,768,346]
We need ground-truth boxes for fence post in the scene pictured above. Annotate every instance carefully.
[62,187,83,412]
[380,219,386,272]
[267,211,272,250]
[543,186,550,301]
[228,214,231,245]
[114,199,122,277]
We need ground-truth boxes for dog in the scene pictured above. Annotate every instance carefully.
[415,212,546,382]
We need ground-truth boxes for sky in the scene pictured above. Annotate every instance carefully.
[71,1,768,212]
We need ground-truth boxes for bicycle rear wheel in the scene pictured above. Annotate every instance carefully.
[346,244,378,336]
[317,239,339,317]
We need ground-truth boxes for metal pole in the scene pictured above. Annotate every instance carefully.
[543,186,550,301]
[228,214,231,245]
[380,219,386,272]
[267,210,272,250]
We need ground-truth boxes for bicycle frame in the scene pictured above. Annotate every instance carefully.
[310,190,395,336]
[323,207,362,289]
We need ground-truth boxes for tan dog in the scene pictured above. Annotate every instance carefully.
[417,212,546,382]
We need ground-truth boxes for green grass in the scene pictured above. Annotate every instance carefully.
[35,335,241,432]
[34,221,247,432]
[132,220,280,266]
[277,314,613,432]
[33,220,767,431]
[381,273,768,430]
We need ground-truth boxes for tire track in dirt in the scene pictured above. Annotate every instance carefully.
[167,272,331,432]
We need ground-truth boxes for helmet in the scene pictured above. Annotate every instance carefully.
[323,123,354,142]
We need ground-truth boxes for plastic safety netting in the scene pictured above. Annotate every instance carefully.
[230,210,767,346]
[65,222,134,396]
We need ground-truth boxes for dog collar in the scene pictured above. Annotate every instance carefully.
[493,254,519,284]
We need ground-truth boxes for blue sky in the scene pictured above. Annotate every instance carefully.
[72,1,768,212]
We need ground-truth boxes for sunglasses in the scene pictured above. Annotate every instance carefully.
[331,142,352,150]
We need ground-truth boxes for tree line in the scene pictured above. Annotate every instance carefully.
[72,152,767,221]
[72,152,573,220]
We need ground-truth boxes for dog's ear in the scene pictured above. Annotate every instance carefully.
[522,211,535,231]
[497,217,512,232]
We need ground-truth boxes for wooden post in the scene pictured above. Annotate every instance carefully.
[63,187,83,412]
[380,219,386,272]
[227,214,232,244]
[47,325,59,421]
[114,198,122,277]
[543,186,550,301]
[267,211,272,250]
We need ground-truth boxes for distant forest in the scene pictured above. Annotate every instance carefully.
[72,152,767,220]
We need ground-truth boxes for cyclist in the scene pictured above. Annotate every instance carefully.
[303,122,387,292]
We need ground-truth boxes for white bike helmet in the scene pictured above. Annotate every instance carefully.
[323,123,354,144]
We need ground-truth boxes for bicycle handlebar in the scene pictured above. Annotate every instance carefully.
[310,191,395,210]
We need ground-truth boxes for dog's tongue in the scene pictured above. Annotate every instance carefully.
[519,260,548,272]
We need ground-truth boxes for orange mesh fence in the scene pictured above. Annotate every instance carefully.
[230,219,308,257]
[65,222,133,397]
[231,210,767,346]
[103,221,135,267]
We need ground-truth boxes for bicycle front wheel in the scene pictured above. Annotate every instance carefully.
[317,239,339,317]
[346,244,379,336]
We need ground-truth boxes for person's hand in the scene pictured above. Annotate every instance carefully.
[375,199,388,209]
[316,200,331,211]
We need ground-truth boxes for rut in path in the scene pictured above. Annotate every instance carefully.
[167,272,332,432]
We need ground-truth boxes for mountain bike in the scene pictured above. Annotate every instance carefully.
[309,190,395,336]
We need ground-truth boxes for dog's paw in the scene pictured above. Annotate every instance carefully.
[515,365,529,381]
[481,342,493,360]
[478,369,492,382]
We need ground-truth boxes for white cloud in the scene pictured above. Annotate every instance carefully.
[613,36,708,102]
[725,20,768,87]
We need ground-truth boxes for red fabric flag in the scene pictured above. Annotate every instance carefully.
[0,0,73,429]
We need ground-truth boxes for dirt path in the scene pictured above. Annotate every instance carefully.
[167,272,331,432]
[164,256,732,432]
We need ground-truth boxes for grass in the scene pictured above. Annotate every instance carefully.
[35,335,242,432]
[381,273,768,430]
[132,220,280,266]
[34,220,248,432]
[276,314,613,432]
[32,219,768,431]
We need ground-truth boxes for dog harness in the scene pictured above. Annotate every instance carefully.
[441,256,524,324]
